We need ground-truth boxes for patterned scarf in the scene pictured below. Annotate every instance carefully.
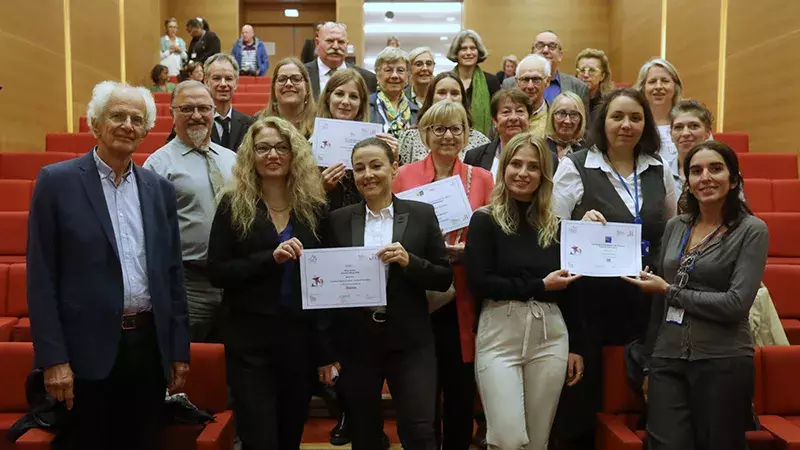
[377,91,412,139]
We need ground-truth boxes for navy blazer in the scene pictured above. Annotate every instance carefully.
[27,151,189,380]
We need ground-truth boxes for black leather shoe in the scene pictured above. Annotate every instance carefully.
[329,412,350,446]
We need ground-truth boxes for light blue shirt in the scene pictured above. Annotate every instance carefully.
[93,149,151,313]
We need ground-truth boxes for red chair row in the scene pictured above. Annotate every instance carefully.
[168,75,270,85]
[598,345,800,450]
[758,213,800,265]
[151,92,269,105]
[745,179,800,213]
[0,181,34,212]
[46,133,170,154]
[0,342,234,449]
[715,132,750,153]
[0,153,150,181]
[0,263,27,341]
[764,264,800,345]
[739,153,799,180]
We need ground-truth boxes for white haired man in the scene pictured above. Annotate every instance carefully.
[27,81,189,449]
[305,22,377,99]
[144,80,237,343]
[515,54,552,136]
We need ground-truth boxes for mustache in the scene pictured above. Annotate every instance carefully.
[326,48,345,56]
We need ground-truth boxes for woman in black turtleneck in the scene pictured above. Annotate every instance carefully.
[465,133,583,450]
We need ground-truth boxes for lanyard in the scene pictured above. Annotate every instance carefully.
[611,162,641,224]
[678,223,723,264]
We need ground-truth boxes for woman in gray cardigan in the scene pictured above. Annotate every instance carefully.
[624,140,769,450]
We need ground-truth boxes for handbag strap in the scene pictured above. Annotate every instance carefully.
[450,165,473,244]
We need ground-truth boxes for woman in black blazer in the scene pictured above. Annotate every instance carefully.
[323,137,453,450]
[207,116,331,450]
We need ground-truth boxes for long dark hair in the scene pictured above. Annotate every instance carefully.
[682,140,752,228]
[417,72,473,127]
[588,87,660,158]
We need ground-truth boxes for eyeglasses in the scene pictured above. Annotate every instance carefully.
[107,111,146,128]
[533,42,561,52]
[381,66,407,76]
[674,254,696,289]
[517,76,545,86]
[172,104,214,116]
[554,110,582,121]
[576,67,601,76]
[428,124,464,137]
[413,60,435,68]
[276,74,305,85]
[254,143,291,156]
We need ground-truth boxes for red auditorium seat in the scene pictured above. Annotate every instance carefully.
[6,264,28,342]
[79,116,174,133]
[762,264,800,345]
[0,212,27,264]
[46,133,169,154]
[714,132,750,153]
[5,343,234,449]
[757,346,800,448]
[759,213,800,265]
[241,84,270,93]
[744,179,773,213]
[156,103,173,116]
[152,91,171,104]
[614,82,632,88]
[0,181,32,212]
[0,153,75,181]
[231,93,269,105]
[237,76,271,85]
[0,265,17,342]
[739,153,799,180]
[233,103,264,117]
[773,180,800,213]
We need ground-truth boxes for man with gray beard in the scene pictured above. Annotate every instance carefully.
[144,80,236,342]
[305,21,377,100]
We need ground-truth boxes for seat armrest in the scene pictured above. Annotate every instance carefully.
[196,410,235,450]
[596,413,644,450]
[759,415,800,449]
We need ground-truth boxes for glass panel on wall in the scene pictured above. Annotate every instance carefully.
[363,2,462,74]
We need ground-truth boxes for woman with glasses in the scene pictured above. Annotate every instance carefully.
[398,72,491,166]
[207,116,331,449]
[466,133,583,450]
[393,100,494,450]
[545,92,587,161]
[550,88,677,449]
[623,141,768,450]
[575,48,613,117]
[369,47,415,158]
[259,57,316,138]
[405,47,436,108]
[447,30,500,137]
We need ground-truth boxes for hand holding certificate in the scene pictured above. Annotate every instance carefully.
[560,220,642,277]
[312,118,383,169]
[395,176,472,234]
[300,247,387,310]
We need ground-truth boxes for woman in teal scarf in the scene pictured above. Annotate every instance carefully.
[448,30,501,138]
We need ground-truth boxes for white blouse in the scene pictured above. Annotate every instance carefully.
[552,147,678,221]
[657,125,679,179]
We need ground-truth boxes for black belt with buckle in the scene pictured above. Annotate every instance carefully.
[121,312,154,331]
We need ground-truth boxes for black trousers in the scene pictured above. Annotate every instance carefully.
[58,322,166,450]
[432,302,476,450]
[339,321,438,450]
[223,308,312,450]
[647,356,754,450]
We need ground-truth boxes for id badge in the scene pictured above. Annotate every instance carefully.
[191,52,197,59]
[641,240,651,256]
[666,306,685,324]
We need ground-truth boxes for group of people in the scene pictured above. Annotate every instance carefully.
[26,18,779,450]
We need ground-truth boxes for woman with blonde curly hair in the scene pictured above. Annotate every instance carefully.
[207,116,330,450]
[259,57,317,138]
[466,132,583,450]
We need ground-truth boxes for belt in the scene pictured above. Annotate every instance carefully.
[121,312,155,331]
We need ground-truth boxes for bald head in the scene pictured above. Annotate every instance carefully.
[533,31,563,72]
[241,24,254,44]
[316,22,349,68]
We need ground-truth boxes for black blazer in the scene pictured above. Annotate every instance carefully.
[323,198,452,353]
[27,151,188,380]
[188,31,221,64]
[165,108,254,152]
[305,59,378,100]
[464,137,560,175]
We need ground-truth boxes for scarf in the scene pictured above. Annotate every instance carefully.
[549,136,584,159]
[468,68,492,136]
[377,91,412,139]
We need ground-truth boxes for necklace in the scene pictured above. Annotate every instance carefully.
[688,223,722,253]
[268,203,290,213]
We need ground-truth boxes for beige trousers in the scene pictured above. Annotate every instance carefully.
[475,300,569,450]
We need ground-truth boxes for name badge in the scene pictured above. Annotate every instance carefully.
[191,53,197,59]
[666,306,685,324]
[641,240,651,257]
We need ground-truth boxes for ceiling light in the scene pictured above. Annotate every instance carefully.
[440,36,448,41]
[364,24,461,34]
[446,17,456,22]
[284,9,299,18]
[363,2,462,14]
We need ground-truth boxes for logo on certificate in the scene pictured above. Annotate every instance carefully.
[321,140,331,149]
[308,255,318,264]
[605,236,613,244]
[312,276,324,287]
[569,245,582,255]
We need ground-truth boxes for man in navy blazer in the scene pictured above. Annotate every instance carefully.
[27,81,190,450]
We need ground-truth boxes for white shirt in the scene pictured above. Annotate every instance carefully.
[552,147,678,220]
[657,125,679,179]
[317,56,346,94]
[490,141,502,180]
[364,203,394,280]
[214,106,233,139]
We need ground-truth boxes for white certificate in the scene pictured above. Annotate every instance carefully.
[312,118,383,169]
[395,176,473,234]
[300,246,387,310]
[560,220,642,277]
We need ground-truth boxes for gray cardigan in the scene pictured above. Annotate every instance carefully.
[650,214,769,360]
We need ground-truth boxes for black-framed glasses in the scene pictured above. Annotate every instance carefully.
[554,110,582,121]
[533,42,561,52]
[254,143,291,156]
[428,124,464,137]
[275,74,304,85]
[517,76,545,86]
[172,104,214,115]
[674,254,696,288]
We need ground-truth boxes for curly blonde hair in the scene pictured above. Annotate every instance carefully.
[488,132,559,247]
[259,57,317,138]
[226,116,327,238]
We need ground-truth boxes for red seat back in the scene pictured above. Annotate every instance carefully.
[132,153,149,166]
[739,153,798,180]
[79,117,174,133]
[179,343,228,412]
[237,76,271,85]
[0,264,8,316]
[6,264,26,317]
[762,264,800,318]
[759,213,800,258]
[231,93,269,105]
[156,104,173,116]
[0,153,76,180]
[0,180,33,212]
[602,346,644,413]
[0,342,35,412]
[0,212,28,257]
[240,84,270,93]
[772,180,800,213]
[46,133,168,154]
[715,133,750,153]
[152,92,171,104]
[743,179,773,213]
[760,346,800,415]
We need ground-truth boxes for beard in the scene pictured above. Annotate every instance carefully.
[187,126,209,148]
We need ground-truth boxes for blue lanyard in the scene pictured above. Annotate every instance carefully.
[611,162,642,224]
[678,223,722,265]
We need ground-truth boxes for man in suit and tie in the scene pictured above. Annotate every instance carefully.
[305,22,377,100]
[145,80,237,342]
[204,53,255,152]
[502,31,590,116]
[28,81,189,449]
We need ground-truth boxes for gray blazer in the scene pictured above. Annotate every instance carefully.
[305,59,378,100]
[503,71,590,120]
